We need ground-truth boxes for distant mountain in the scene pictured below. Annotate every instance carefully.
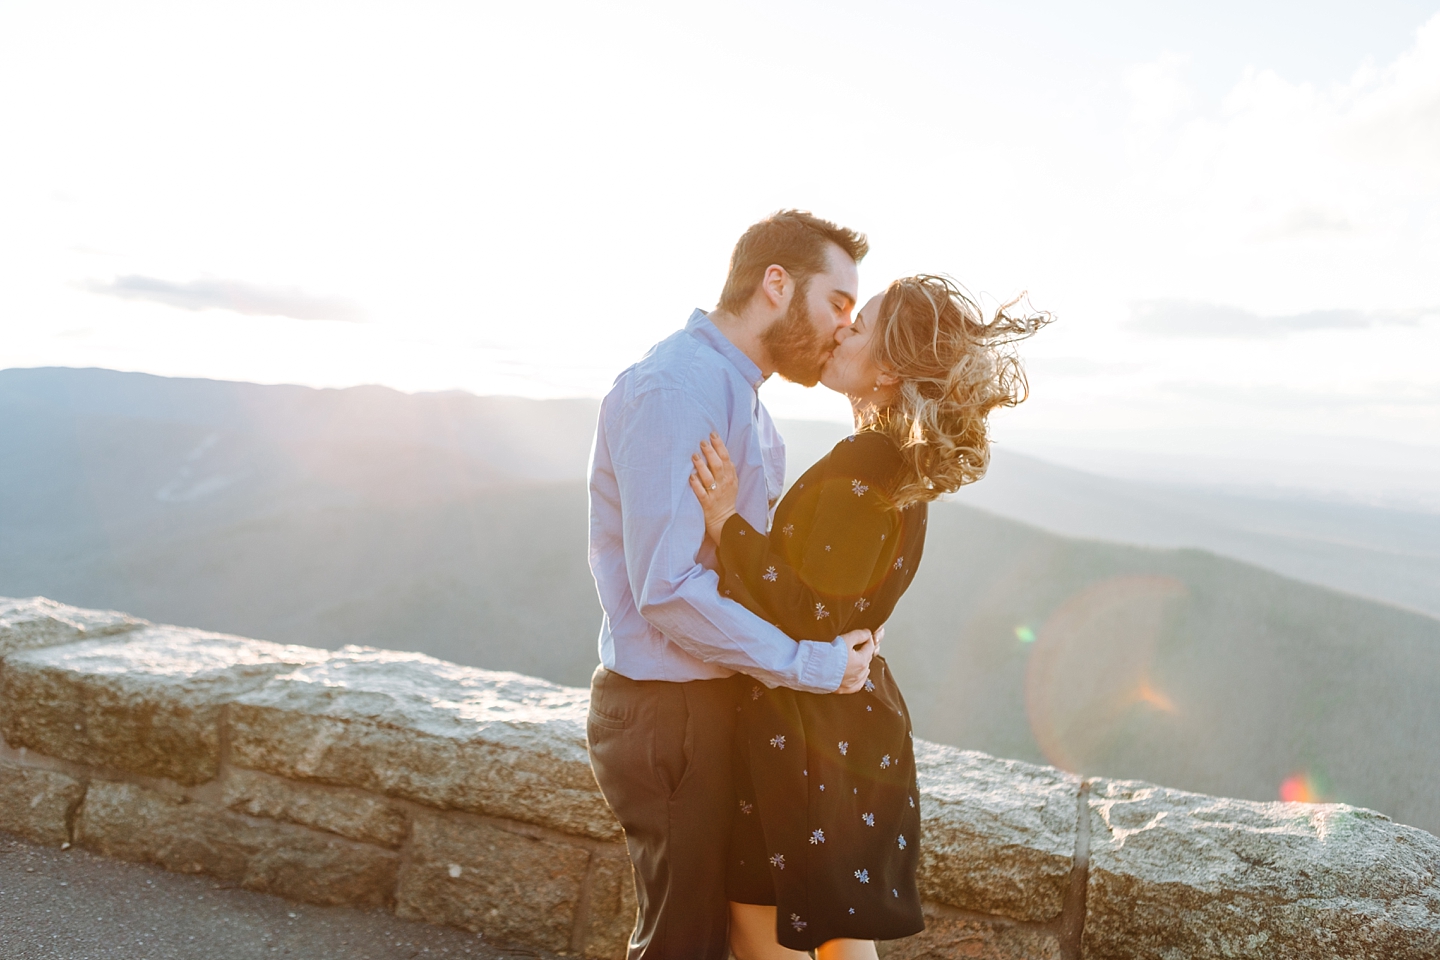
[885,504,1440,838]
[957,448,1440,620]
[2,366,1438,836]
[9,366,1436,618]
[779,420,1440,620]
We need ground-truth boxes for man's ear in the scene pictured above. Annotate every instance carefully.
[761,264,790,308]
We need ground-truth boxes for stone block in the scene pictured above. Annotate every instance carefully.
[0,596,146,658]
[880,907,1062,960]
[914,741,1079,922]
[228,648,622,840]
[579,853,638,959]
[0,626,327,784]
[395,808,591,951]
[222,768,408,848]
[0,758,85,845]
[75,779,398,907]
[1083,777,1440,959]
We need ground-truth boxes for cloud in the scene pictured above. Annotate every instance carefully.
[1125,53,1196,125]
[1031,357,1145,378]
[85,275,364,322]
[1253,206,1356,241]
[1126,300,1437,338]
[1120,13,1440,259]
[1158,379,1440,410]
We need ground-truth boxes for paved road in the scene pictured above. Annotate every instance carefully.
[0,831,559,960]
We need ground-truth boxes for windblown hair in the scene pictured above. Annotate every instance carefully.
[718,210,869,314]
[862,275,1053,509]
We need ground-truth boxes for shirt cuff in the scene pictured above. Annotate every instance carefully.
[799,635,850,693]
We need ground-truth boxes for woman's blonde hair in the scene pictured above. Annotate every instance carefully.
[862,274,1052,509]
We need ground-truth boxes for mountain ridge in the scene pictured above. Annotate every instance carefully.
[2,365,1438,836]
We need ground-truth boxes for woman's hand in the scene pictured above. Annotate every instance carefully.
[689,433,739,543]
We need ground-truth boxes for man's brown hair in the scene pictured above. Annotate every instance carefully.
[717,210,869,314]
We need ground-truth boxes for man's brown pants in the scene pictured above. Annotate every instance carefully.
[587,666,740,960]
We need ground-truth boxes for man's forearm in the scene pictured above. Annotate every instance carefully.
[636,572,848,692]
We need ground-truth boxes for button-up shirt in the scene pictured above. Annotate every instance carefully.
[588,309,848,692]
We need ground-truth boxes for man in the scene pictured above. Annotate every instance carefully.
[587,210,878,959]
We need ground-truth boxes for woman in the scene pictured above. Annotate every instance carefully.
[689,274,1050,960]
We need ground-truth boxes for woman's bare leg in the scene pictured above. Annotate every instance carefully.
[729,903,809,960]
[816,939,880,960]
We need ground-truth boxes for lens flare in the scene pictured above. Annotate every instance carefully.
[1280,773,1320,803]
[1014,625,1036,643]
[1024,575,1189,772]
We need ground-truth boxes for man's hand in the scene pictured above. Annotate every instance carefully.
[837,628,875,694]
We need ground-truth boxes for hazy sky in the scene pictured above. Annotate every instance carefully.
[3,1,1439,502]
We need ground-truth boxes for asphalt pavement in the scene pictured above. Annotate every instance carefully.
[0,830,558,960]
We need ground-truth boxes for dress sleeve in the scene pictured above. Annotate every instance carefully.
[717,433,903,641]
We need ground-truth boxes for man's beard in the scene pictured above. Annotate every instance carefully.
[761,285,830,386]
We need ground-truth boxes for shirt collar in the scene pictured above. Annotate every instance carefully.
[686,309,766,391]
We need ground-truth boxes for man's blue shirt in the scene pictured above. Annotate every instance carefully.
[588,309,848,692]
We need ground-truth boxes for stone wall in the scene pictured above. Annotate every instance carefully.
[1,597,1437,959]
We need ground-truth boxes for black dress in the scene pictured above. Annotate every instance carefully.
[717,430,928,950]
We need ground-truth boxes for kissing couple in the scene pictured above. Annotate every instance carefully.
[586,210,1050,960]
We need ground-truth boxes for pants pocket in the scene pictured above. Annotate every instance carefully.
[588,706,629,732]
[588,669,636,733]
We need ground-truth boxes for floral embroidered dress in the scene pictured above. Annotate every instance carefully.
[719,430,927,949]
